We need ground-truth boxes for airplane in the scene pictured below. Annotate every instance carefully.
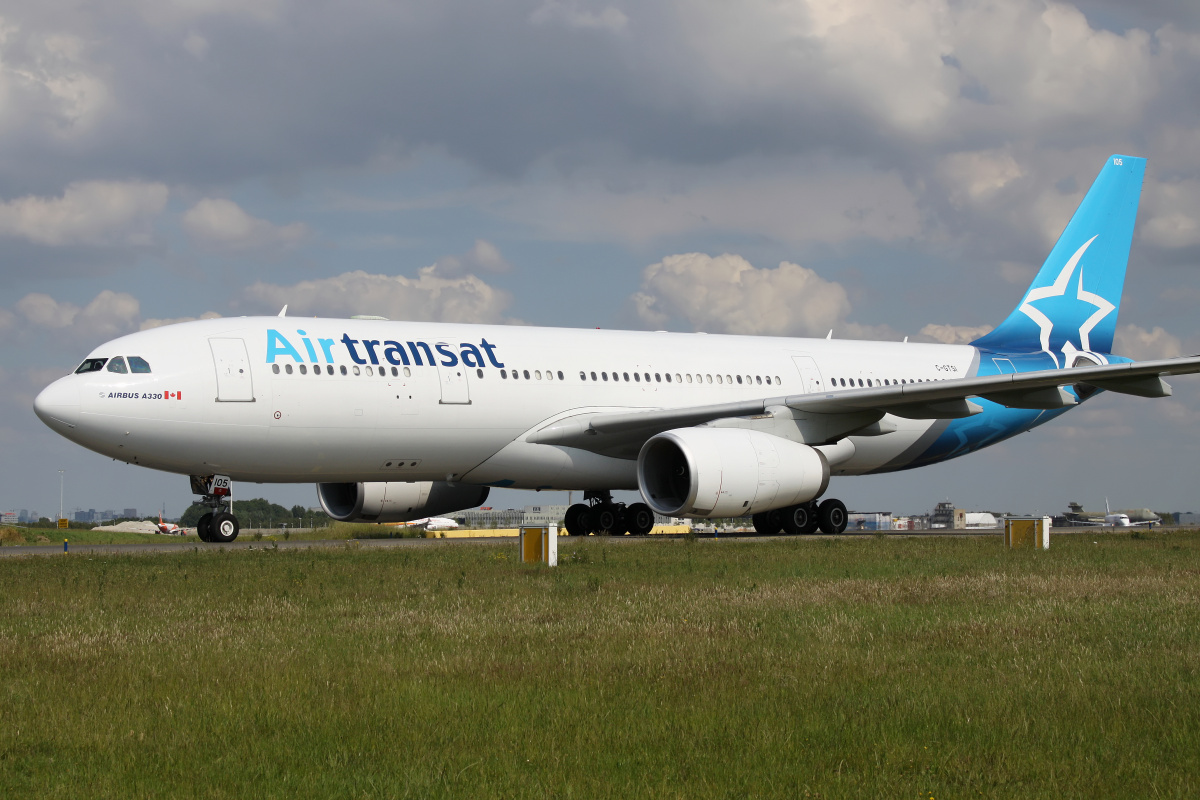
[156,512,184,535]
[32,155,1200,543]
[392,517,459,530]
[1065,499,1160,528]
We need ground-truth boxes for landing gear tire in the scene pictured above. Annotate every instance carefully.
[596,505,619,535]
[752,509,784,535]
[565,503,590,536]
[782,503,819,535]
[210,512,240,543]
[817,499,848,535]
[626,503,655,536]
[196,512,213,542]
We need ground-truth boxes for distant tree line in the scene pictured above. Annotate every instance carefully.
[179,498,331,529]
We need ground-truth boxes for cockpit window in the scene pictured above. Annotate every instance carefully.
[107,357,128,374]
[75,358,108,374]
[128,356,152,373]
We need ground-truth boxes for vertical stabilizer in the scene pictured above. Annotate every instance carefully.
[972,155,1146,363]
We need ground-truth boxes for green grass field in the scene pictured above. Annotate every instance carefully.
[2,531,1198,798]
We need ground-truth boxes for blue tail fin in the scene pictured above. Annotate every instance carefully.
[972,155,1146,364]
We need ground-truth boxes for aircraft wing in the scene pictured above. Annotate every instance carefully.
[527,354,1200,458]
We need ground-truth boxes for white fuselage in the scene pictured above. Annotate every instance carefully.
[35,317,980,489]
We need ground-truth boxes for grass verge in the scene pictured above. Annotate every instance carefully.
[1,531,1198,798]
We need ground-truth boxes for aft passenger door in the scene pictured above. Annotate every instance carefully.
[210,338,255,402]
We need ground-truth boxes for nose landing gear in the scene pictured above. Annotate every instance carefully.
[190,474,241,543]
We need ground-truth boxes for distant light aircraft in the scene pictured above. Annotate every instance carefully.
[33,155,1200,543]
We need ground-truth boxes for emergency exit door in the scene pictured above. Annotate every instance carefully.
[437,357,471,404]
[209,338,255,402]
[791,355,826,394]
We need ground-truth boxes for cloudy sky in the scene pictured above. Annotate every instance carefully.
[3,0,1200,520]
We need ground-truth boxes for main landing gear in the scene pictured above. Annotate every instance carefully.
[752,498,848,536]
[190,474,241,543]
[564,491,656,537]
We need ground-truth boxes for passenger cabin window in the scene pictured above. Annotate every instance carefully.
[75,358,108,374]
[107,357,128,374]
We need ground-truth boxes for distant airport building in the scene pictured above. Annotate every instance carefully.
[1,511,17,525]
[964,512,999,529]
[123,508,138,519]
[847,512,892,532]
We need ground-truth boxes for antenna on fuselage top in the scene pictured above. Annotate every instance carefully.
[826,330,832,339]
[278,305,288,317]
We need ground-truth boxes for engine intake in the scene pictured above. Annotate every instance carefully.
[316,481,489,523]
[638,428,828,518]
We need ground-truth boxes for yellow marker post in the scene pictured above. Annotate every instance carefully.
[1005,516,1051,549]
[519,526,558,566]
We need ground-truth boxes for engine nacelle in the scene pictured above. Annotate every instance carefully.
[316,481,490,523]
[638,428,829,518]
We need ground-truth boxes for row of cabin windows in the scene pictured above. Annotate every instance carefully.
[272,363,414,377]
[580,371,781,386]
[270,363,784,387]
[830,376,939,388]
[75,356,152,374]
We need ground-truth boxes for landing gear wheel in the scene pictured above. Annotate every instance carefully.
[817,499,848,535]
[196,512,213,542]
[626,503,655,536]
[565,503,590,536]
[782,503,819,535]
[752,509,784,535]
[596,505,619,535]
[210,512,240,543]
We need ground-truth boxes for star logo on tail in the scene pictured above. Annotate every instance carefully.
[1017,235,1115,367]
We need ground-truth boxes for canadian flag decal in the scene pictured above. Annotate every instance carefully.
[166,391,183,400]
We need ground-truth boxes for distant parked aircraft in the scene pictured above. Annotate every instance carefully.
[1066,499,1159,528]
[393,517,459,530]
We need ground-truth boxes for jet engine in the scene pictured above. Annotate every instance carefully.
[637,428,828,518]
[316,481,490,523]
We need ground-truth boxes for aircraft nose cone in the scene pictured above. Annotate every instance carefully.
[34,378,81,430]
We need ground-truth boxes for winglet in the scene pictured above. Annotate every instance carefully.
[278,305,288,317]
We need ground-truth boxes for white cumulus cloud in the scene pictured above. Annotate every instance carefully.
[15,290,142,341]
[182,198,308,250]
[431,239,512,278]
[630,253,853,337]
[0,181,168,246]
[1113,323,1184,361]
[241,265,514,323]
[916,323,994,345]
